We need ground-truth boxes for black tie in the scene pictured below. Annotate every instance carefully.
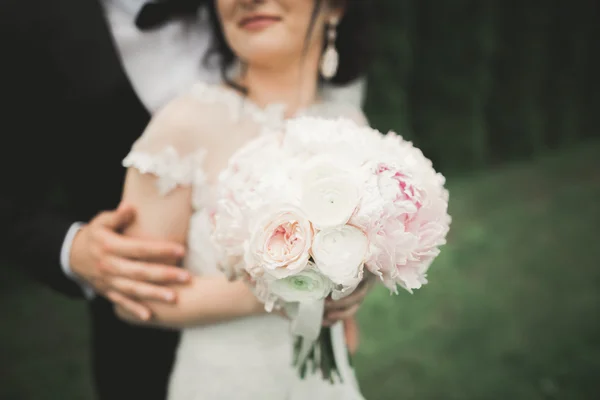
[135,0,205,31]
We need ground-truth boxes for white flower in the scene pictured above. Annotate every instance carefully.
[312,225,368,288]
[297,156,343,183]
[299,158,360,229]
[245,205,313,279]
[269,264,333,303]
[282,116,381,164]
[212,117,451,302]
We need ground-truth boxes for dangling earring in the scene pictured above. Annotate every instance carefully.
[320,16,339,80]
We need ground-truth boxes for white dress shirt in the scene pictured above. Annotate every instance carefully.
[61,0,366,297]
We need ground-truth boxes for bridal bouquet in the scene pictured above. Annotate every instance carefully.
[212,117,451,382]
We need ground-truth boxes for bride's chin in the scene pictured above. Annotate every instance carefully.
[240,49,300,71]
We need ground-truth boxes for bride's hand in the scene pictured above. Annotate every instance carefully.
[343,316,359,355]
[322,272,376,326]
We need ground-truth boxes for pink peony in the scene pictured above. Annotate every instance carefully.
[245,206,313,279]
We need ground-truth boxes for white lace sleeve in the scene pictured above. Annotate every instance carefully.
[123,146,207,195]
[122,95,211,196]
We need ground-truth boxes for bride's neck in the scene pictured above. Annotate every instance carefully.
[242,51,321,115]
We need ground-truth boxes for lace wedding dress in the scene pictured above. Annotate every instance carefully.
[122,82,367,400]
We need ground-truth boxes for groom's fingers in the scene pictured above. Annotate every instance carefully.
[96,203,136,230]
[100,230,186,263]
[108,276,177,303]
[106,291,151,321]
[103,255,190,284]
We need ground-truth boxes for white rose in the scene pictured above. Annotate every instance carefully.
[311,225,369,287]
[269,264,333,303]
[245,205,313,279]
[299,159,360,229]
[298,155,356,184]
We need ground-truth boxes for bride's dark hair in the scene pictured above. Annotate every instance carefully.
[203,0,374,91]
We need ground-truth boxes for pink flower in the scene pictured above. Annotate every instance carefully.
[375,163,425,220]
[365,194,449,293]
[245,206,313,279]
[353,148,450,293]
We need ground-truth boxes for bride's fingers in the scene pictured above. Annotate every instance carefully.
[106,291,151,321]
[324,285,368,311]
[344,317,360,355]
[275,308,290,319]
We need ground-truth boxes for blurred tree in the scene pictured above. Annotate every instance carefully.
[543,0,597,148]
[364,0,416,140]
[363,0,598,173]
[580,0,600,141]
[409,0,497,171]
[484,0,552,162]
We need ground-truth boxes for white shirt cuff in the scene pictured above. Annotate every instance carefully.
[61,222,95,299]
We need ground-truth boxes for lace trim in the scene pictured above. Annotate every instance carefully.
[122,146,207,196]
[188,82,365,131]
[189,82,286,131]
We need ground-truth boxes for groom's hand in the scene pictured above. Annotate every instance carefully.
[70,203,190,320]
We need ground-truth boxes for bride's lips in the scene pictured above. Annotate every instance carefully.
[238,14,281,31]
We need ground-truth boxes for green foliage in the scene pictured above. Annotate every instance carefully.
[365,0,600,173]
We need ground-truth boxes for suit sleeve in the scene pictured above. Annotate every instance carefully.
[0,1,85,298]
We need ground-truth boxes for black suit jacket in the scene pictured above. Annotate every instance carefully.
[1,1,180,398]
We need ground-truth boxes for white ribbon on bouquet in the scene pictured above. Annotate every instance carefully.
[285,299,324,364]
[330,321,364,398]
[285,300,365,399]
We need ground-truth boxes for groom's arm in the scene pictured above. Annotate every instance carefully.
[0,135,87,298]
[0,11,88,297]
[0,191,88,297]
[0,1,189,310]
[0,100,190,309]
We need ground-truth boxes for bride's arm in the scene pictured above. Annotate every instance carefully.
[144,276,264,329]
[114,94,270,329]
[117,168,266,329]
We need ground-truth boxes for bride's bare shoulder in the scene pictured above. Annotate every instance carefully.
[139,82,243,150]
[153,83,236,130]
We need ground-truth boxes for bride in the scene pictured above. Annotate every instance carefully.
[116,0,374,398]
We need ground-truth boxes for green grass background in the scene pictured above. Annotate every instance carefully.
[1,141,599,399]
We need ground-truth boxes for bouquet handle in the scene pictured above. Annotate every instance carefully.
[330,321,364,397]
[286,299,325,364]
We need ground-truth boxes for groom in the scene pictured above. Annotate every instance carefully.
[0,0,367,399]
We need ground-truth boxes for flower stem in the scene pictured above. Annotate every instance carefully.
[293,328,342,384]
